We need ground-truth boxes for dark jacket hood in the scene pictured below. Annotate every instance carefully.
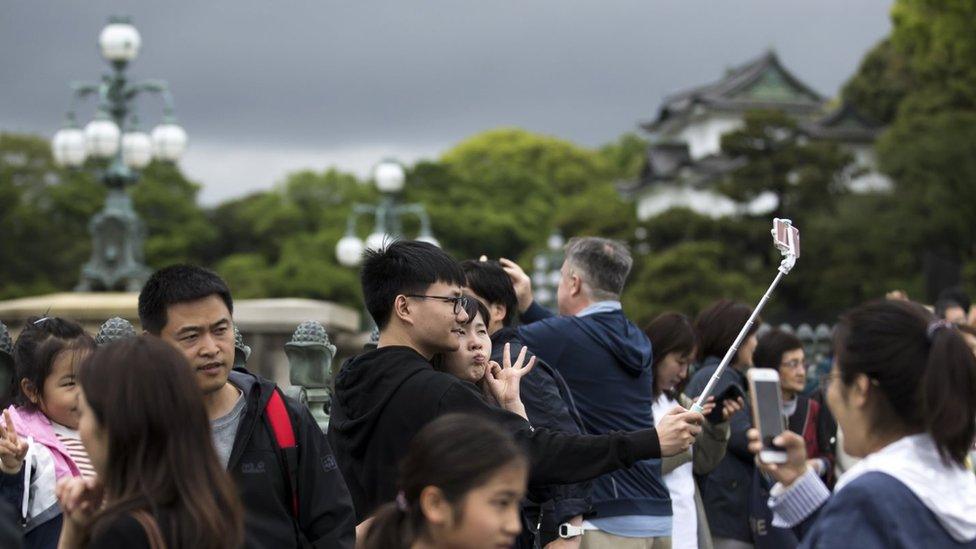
[330,346,430,459]
[570,310,653,376]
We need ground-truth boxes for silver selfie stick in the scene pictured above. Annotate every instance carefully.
[690,219,799,414]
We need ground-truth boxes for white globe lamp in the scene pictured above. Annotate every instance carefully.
[336,235,365,267]
[99,20,141,62]
[374,161,405,193]
[365,232,390,251]
[416,234,440,248]
[51,127,87,167]
[121,131,153,169]
[151,123,187,161]
[547,231,565,251]
[84,116,121,158]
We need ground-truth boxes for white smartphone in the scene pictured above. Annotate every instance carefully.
[773,218,801,259]
[748,368,788,464]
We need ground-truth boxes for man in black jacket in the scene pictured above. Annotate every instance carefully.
[462,258,590,547]
[139,265,355,548]
[327,241,703,524]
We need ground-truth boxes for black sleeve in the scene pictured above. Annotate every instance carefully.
[725,403,753,461]
[293,405,357,549]
[0,466,25,512]
[438,383,660,485]
[517,359,591,526]
[0,499,21,549]
[88,516,151,549]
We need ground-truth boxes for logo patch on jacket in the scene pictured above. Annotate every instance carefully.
[322,455,337,472]
[242,461,266,474]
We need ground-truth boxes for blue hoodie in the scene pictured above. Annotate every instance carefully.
[517,302,672,523]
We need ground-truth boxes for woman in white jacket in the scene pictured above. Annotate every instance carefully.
[646,313,744,549]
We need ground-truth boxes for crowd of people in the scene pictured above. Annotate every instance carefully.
[0,236,974,548]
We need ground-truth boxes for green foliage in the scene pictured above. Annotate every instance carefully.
[131,161,216,267]
[718,110,852,222]
[410,127,636,263]
[622,241,765,327]
[441,127,614,197]
[0,133,102,298]
[793,193,924,316]
[598,132,649,181]
[889,0,976,115]
[876,110,976,258]
[841,39,913,125]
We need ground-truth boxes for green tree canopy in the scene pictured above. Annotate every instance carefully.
[717,110,852,223]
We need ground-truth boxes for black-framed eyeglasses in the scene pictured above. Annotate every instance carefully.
[404,294,469,315]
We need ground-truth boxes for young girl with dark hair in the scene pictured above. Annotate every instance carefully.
[647,312,743,549]
[361,413,528,549]
[54,335,244,548]
[0,317,96,548]
[749,299,976,547]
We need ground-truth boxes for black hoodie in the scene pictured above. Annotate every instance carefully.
[327,346,663,521]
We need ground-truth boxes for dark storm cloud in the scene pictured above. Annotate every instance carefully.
[0,1,891,201]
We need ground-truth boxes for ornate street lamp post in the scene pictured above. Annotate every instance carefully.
[51,16,187,292]
[335,160,439,268]
[335,160,438,333]
[531,230,565,310]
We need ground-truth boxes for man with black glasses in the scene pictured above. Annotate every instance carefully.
[326,240,704,525]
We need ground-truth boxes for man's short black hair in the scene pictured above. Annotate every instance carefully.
[460,260,518,327]
[138,265,234,334]
[361,240,466,329]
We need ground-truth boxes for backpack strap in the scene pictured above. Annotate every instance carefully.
[265,388,299,519]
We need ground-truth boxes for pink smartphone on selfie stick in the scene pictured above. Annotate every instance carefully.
[691,219,800,414]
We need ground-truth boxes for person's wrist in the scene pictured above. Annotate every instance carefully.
[781,463,812,488]
[0,459,23,475]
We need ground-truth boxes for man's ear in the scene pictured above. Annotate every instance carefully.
[20,379,39,405]
[569,272,583,298]
[419,485,452,527]
[490,302,507,325]
[392,295,416,326]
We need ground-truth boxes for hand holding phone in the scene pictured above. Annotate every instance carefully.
[704,383,745,424]
[748,369,787,464]
[746,429,809,487]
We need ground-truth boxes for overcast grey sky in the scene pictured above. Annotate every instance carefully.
[1,1,892,204]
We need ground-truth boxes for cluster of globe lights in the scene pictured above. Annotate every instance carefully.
[50,20,187,169]
[335,161,440,267]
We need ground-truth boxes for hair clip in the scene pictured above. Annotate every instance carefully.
[33,317,51,325]
[396,491,410,512]
[926,319,955,341]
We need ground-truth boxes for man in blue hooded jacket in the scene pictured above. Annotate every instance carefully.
[502,237,673,548]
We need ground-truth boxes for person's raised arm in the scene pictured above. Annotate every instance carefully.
[499,258,535,315]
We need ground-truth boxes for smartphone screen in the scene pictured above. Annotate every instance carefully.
[774,219,790,250]
[752,378,786,455]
